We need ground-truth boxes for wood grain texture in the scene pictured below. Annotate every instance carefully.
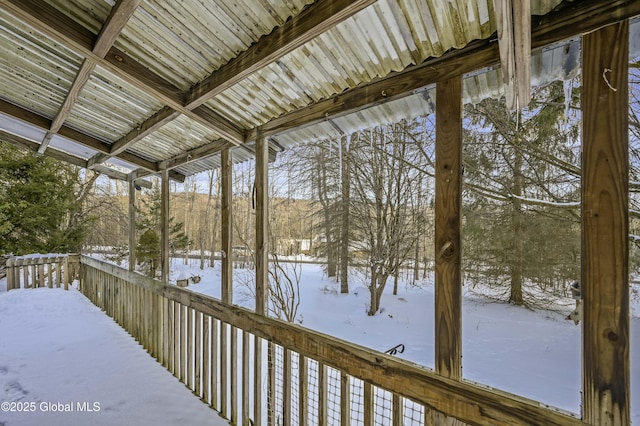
[185,0,377,108]
[221,148,233,304]
[435,77,462,380]
[255,130,269,316]
[81,254,587,425]
[160,169,170,282]
[128,180,136,271]
[1,0,244,145]
[252,0,640,141]
[581,22,630,426]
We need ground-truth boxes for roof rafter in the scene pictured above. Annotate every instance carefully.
[0,98,157,172]
[158,138,231,170]
[185,0,378,109]
[252,0,640,140]
[39,0,144,155]
[0,0,245,146]
[0,129,153,188]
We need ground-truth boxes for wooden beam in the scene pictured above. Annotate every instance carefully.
[185,0,378,108]
[0,98,158,172]
[158,138,230,171]
[221,148,233,304]
[0,130,85,167]
[128,178,137,271]
[0,130,153,187]
[0,0,245,145]
[161,169,170,282]
[40,0,142,153]
[86,107,180,169]
[255,128,269,315]
[91,164,152,188]
[581,21,629,426]
[434,77,462,381]
[110,107,180,156]
[250,0,640,140]
[93,0,143,57]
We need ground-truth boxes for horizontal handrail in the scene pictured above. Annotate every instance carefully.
[79,255,584,426]
[5,254,79,290]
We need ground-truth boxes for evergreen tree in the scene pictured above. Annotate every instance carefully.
[462,81,581,306]
[0,143,96,255]
[135,185,190,277]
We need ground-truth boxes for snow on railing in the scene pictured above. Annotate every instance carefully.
[5,254,79,291]
[78,255,584,426]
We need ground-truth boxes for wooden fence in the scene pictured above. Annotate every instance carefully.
[5,254,79,291]
[77,255,587,426]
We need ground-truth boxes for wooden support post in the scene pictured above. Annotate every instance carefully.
[231,326,238,425]
[283,349,292,426]
[187,307,194,390]
[63,256,69,290]
[221,148,233,304]
[202,314,210,405]
[340,371,350,426]
[363,382,373,426]
[318,363,327,426]
[581,21,630,426]
[128,178,136,271]
[255,128,269,315]
[242,331,250,426]
[161,169,170,282]
[435,76,463,380]
[256,127,271,425]
[6,258,14,291]
[267,342,276,426]
[299,355,308,426]
[195,310,202,397]
[254,337,263,426]
[221,322,229,418]
[211,319,219,411]
[392,394,402,426]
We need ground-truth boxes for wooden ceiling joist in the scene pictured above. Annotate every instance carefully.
[185,0,378,109]
[158,138,231,171]
[0,0,245,146]
[0,129,153,188]
[38,0,143,155]
[0,98,156,172]
[252,0,640,140]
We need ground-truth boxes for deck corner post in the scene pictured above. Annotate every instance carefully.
[581,20,630,426]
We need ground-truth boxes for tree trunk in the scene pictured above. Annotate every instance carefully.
[340,135,351,293]
[509,139,525,305]
[367,272,388,316]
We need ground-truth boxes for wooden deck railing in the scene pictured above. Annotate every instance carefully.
[77,255,584,426]
[5,254,79,290]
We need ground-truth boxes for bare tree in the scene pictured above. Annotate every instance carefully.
[350,125,420,315]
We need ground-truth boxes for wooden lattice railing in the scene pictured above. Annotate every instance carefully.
[78,256,584,426]
[5,254,79,290]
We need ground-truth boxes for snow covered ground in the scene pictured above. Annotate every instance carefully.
[178,258,639,422]
[0,283,228,426]
[1,256,638,424]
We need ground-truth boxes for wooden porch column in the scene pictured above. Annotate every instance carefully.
[221,148,233,303]
[161,169,170,282]
[255,128,269,315]
[255,127,269,426]
[220,146,237,423]
[434,76,463,381]
[581,21,630,426]
[128,178,136,271]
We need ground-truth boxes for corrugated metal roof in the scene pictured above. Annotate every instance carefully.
[0,0,637,180]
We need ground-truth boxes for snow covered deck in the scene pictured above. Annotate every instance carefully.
[0,285,228,426]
